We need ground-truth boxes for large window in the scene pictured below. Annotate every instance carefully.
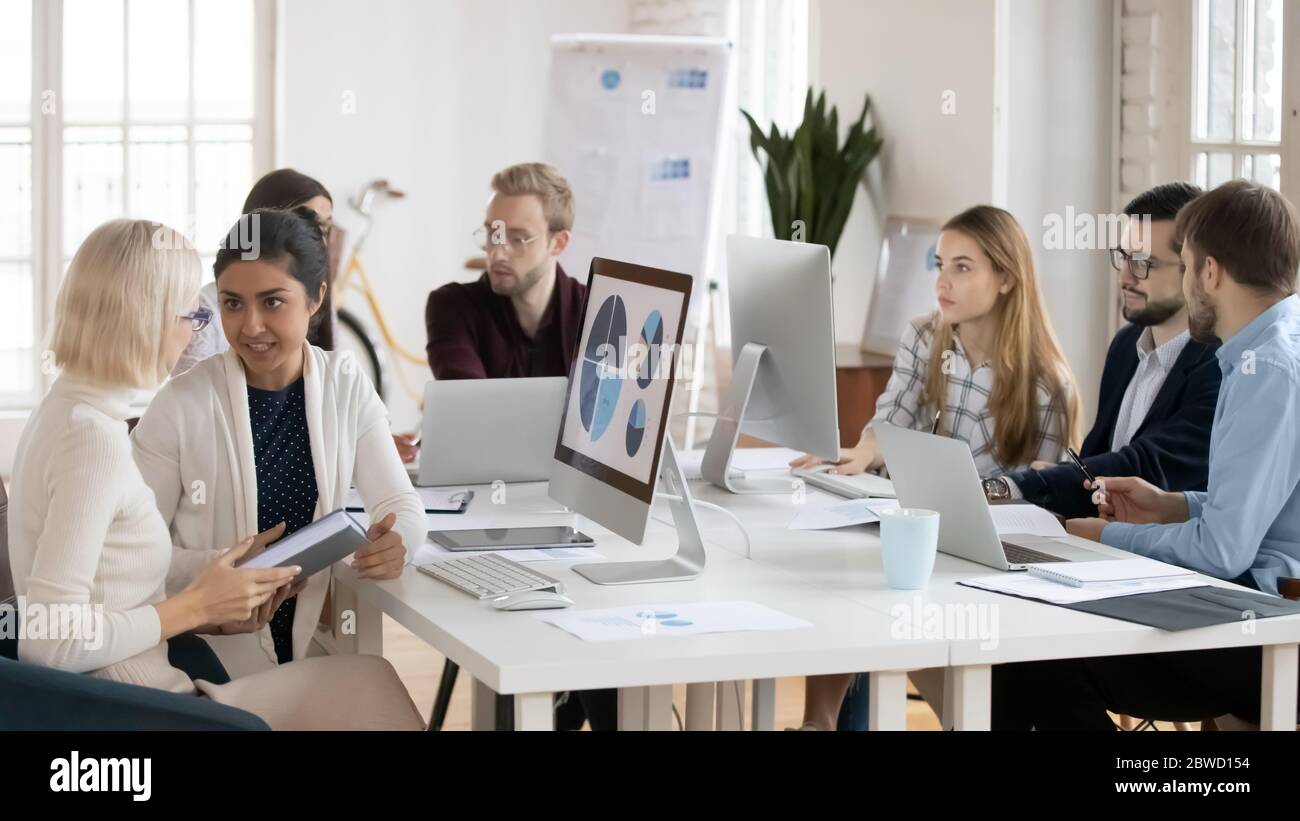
[727,0,810,242]
[1192,0,1285,188]
[0,0,34,401]
[0,0,272,408]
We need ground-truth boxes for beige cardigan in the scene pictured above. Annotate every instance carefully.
[132,345,424,674]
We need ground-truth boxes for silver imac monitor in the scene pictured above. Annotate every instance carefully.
[700,235,841,493]
[549,257,706,585]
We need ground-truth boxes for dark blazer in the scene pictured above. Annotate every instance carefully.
[1010,324,1222,518]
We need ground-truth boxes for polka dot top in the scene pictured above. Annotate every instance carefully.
[247,377,319,664]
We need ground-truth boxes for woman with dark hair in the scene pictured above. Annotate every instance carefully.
[12,216,422,728]
[171,169,337,376]
[133,208,425,677]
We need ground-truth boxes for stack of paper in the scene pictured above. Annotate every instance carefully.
[988,504,1068,538]
[788,498,900,531]
[960,570,1205,605]
[1025,558,1194,587]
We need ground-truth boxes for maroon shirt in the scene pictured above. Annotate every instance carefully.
[425,265,587,380]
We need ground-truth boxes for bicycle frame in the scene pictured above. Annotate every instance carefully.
[333,180,429,401]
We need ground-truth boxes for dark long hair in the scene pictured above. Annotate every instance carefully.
[241,169,336,348]
[215,207,331,337]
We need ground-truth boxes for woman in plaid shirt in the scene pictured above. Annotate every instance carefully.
[791,205,1083,730]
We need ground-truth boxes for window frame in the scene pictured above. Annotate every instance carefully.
[1186,0,1294,193]
[1,0,275,410]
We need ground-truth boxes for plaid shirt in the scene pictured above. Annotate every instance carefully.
[870,316,1070,478]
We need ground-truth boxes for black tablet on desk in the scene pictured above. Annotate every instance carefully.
[239,510,370,583]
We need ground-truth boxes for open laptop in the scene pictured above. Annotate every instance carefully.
[417,377,567,487]
[875,423,1112,570]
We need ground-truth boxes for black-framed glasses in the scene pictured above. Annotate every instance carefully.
[1109,248,1177,281]
[180,307,213,333]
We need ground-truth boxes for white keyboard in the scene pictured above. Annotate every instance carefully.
[793,469,897,500]
[417,554,565,600]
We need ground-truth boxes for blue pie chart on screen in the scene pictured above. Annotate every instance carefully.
[625,399,647,457]
[579,295,627,442]
[636,310,664,389]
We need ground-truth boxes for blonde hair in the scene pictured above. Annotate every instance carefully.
[923,206,1082,466]
[491,162,576,232]
[51,219,201,389]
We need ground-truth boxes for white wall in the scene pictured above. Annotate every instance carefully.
[814,0,1001,348]
[277,0,631,428]
[1003,0,1115,419]
[813,0,1113,421]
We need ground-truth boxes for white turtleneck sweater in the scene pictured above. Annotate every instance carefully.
[7,375,193,694]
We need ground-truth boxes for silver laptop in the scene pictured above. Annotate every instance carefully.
[875,423,1111,570]
[417,377,567,487]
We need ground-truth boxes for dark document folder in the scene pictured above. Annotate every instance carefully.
[1064,586,1300,631]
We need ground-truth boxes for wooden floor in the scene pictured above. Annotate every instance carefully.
[381,614,944,731]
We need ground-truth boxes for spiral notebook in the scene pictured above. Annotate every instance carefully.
[1025,558,1194,588]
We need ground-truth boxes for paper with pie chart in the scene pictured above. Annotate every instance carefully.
[562,273,684,484]
[537,601,814,642]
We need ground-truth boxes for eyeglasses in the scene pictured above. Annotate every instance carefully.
[180,307,213,332]
[472,226,543,257]
[1109,248,1179,281]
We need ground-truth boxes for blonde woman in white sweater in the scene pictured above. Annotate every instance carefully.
[131,207,426,676]
[8,219,423,729]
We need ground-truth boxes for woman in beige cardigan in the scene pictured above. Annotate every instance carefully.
[8,218,423,730]
[131,208,427,677]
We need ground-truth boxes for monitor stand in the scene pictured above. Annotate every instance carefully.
[572,440,707,586]
[700,342,798,494]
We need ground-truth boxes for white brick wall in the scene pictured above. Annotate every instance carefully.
[1118,0,1161,199]
[628,0,728,36]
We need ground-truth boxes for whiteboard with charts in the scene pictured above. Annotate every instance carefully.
[542,34,732,308]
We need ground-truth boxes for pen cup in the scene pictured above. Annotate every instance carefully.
[878,508,941,590]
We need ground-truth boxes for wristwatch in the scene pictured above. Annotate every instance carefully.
[982,477,1012,502]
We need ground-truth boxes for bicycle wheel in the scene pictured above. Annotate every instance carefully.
[336,308,387,401]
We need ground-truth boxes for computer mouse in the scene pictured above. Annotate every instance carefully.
[490,591,575,611]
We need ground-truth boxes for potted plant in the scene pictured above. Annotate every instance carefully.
[741,89,883,259]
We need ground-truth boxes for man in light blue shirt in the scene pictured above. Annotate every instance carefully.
[995,180,1300,729]
[1078,296,1300,594]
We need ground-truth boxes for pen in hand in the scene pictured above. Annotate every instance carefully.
[1066,447,1107,505]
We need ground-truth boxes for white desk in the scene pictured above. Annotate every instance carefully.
[334,482,947,730]
[690,474,1300,731]
[337,474,1300,731]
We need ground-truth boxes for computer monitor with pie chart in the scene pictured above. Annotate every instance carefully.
[550,257,707,585]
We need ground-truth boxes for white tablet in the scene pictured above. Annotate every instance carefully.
[239,510,370,583]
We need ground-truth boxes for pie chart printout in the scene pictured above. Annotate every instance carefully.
[579,295,627,442]
[626,399,647,457]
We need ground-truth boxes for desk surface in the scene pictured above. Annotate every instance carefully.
[342,482,945,695]
[341,473,1300,697]
[692,476,1300,666]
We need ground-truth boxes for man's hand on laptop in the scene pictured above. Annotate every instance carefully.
[393,432,420,464]
[1090,476,1190,525]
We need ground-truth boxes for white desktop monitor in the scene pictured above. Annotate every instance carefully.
[701,236,840,492]
[549,257,692,547]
